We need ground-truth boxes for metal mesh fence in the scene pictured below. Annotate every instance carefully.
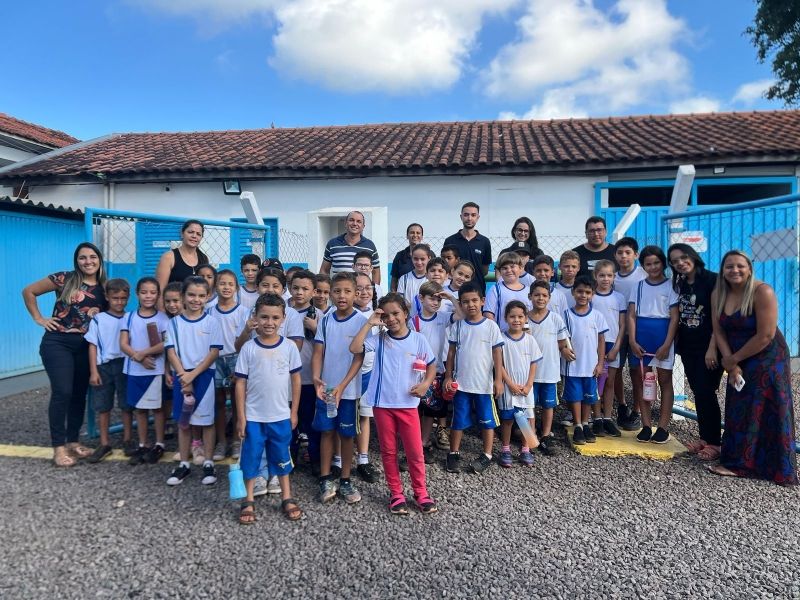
[388,235,586,262]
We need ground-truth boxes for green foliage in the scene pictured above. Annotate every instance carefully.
[746,0,800,105]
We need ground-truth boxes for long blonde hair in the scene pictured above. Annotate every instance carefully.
[713,250,756,318]
[60,242,107,304]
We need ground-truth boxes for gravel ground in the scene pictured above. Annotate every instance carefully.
[1,388,799,599]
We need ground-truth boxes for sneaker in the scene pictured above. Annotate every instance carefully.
[583,424,596,444]
[651,427,670,444]
[423,445,435,465]
[201,463,217,485]
[519,450,534,466]
[446,452,461,473]
[87,445,112,464]
[319,478,337,503]
[191,441,205,466]
[267,475,281,494]
[623,411,642,432]
[538,435,556,456]
[616,403,630,427]
[167,464,190,486]
[470,453,493,474]
[592,420,606,437]
[603,419,622,437]
[572,426,585,446]
[122,440,139,457]
[560,412,574,427]
[212,442,226,461]
[230,441,241,460]
[637,427,653,442]
[356,462,379,483]
[252,476,268,497]
[144,444,165,464]
[128,446,149,466]
[499,449,513,468]
[436,426,450,450]
[338,479,362,504]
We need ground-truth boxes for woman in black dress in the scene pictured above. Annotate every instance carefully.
[155,220,209,305]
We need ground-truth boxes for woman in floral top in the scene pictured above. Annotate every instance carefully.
[22,242,108,467]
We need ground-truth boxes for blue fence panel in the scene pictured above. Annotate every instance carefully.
[1,210,85,378]
[601,207,666,246]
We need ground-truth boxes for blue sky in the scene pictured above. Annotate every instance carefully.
[3,0,781,141]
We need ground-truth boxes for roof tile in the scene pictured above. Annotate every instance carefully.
[0,113,78,148]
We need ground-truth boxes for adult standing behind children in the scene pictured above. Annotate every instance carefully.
[572,216,617,277]
[442,202,492,294]
[390,223,424,291]
[499,217,543,260]
[22,242,108,467]
[155,219,209,287]
[319,211,381,284]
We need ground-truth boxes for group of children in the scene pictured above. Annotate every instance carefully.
[79,234,682,523]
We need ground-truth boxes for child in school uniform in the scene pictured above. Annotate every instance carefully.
[86,278,133,462]
[556,250,580,308]
[483,252,531,332]
[397,244,433,307]
[234,293,303,524]
[613,237,647,430]
[238,253,262,310]
[561,276,609,446]
[440,245,460,273]
[444,282,504,474]
[312,272,367,504]
[353,272,380,483]
[409,258,450,317]
[196,264,218,310]
[527,281,570,455]
[210,269,250,461]
[349,293,439,515]
[162,282,182,460]
[498,300,543,467]
[353,250,384,299]
[531,255,569,317]
[165,276,223,486]
[313,274,331,314]
[120,277,170,465]
[437,260,473,322]
[590,260,626,438]
[628,246,679,444]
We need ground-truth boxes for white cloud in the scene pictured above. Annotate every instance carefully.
[732,79,773,105]
[669,96,721,114]
[500,89,589,120]
[489,0,690,119]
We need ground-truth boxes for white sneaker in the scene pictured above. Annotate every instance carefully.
[267,475,281,494]
[201,462,217,485]
[252,476,268,497]
[212,442,226,461]
[230,441,241,459]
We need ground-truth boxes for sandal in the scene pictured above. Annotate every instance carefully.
[239,501,256,525]
[685,439,707,454]
[53,446,76,468]
[389,496,409,516]
[415,496,438,515]
[66,443,93,459]
[707,464,741,478]
[281,498,304,521]
[696,445,721,462]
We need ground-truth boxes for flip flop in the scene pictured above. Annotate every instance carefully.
[707,464,740,478]
[697,445,721,462]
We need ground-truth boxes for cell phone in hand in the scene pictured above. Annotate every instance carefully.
[733,374,745,392]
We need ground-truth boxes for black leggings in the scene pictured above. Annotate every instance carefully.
[40,332,90,447]
[681,350,723,446]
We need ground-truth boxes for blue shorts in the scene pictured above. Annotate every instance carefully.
[451,391,498,431]
[533,382,557,409]
[312,398,358,438]
[214,354,238,388]
[629,317,674,369]
[498,406,534,421]
[563,376,598,405]
[240,419,293,480]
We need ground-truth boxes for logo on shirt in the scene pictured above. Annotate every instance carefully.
[474,249,482,255]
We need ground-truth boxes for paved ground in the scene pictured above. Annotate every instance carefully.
[1,387,799,599]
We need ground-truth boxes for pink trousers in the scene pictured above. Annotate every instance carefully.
[373,407,429,500]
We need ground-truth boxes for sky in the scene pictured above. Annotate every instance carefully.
[2,0,782,141]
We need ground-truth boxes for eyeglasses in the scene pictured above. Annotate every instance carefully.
[515,228,530,234]
[356,286,373,293]
[586,228,605,235]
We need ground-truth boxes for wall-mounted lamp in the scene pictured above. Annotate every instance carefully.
[223,180,241,195]
[713,166,725,175]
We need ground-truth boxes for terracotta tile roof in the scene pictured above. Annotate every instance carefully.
[0,113,79,148]
[2,110,800,181]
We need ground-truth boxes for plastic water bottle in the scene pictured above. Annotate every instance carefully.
[178,392,195,430]
[597,360,609,395]
[228,463,246,500]
[412,357,427,385]
[443,380,458,402]
[325,387,337,418]
[642,366,657,402]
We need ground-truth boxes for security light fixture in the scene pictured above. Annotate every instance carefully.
[713,166,725,174]
[223,180,241,195]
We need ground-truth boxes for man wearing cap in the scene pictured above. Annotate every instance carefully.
[319,210,381,283]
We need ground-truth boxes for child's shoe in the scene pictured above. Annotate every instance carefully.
[414,495,438,514]
[191,440,205,466]
[201,462,217,485]
[338,479,362,504]
[356,462,379,483]
[519,450,535,466]
[230,441,241,459]
[651,427,670,444]
[252,476,268,497]
[616,403,630,428]
[592,420,606,437]
[470,454,492,474]
[319,478,337,503]
[603,419,622,437]
[572,426,586,446]
[144,444,164,464]
[122,440,139,457]
[267,476,281,494]
[538,435,556,456]
[637,427,653,442]
[583,424,596,444]
[212,442,226,461]
[167,464,190,485]
[446,452,461,473]
[422,445,435,465]
[499,449,513,468]
[128,446,149,466]
[436,427,450,450]
[87,445,112,464]
[624,411,642,431]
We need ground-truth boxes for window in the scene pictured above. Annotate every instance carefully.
[608,186,672,208]
[696,182,792,205]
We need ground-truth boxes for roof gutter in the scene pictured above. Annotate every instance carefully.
[0,133,119,175]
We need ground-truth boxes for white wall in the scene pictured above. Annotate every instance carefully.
[0,144,37,165]
[20,173,601,265]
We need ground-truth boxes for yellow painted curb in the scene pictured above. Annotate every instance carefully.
[566,427,687,460]
[0,444,236,464]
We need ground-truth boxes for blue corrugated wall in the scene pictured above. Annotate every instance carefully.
[2,210,85,378]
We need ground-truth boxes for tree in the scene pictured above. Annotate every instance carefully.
[747,0,800,106]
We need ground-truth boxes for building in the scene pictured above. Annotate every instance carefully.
[0,112,78,167]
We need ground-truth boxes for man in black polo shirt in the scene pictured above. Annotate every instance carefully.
[443,202,492,293]
[572,215,617,277]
